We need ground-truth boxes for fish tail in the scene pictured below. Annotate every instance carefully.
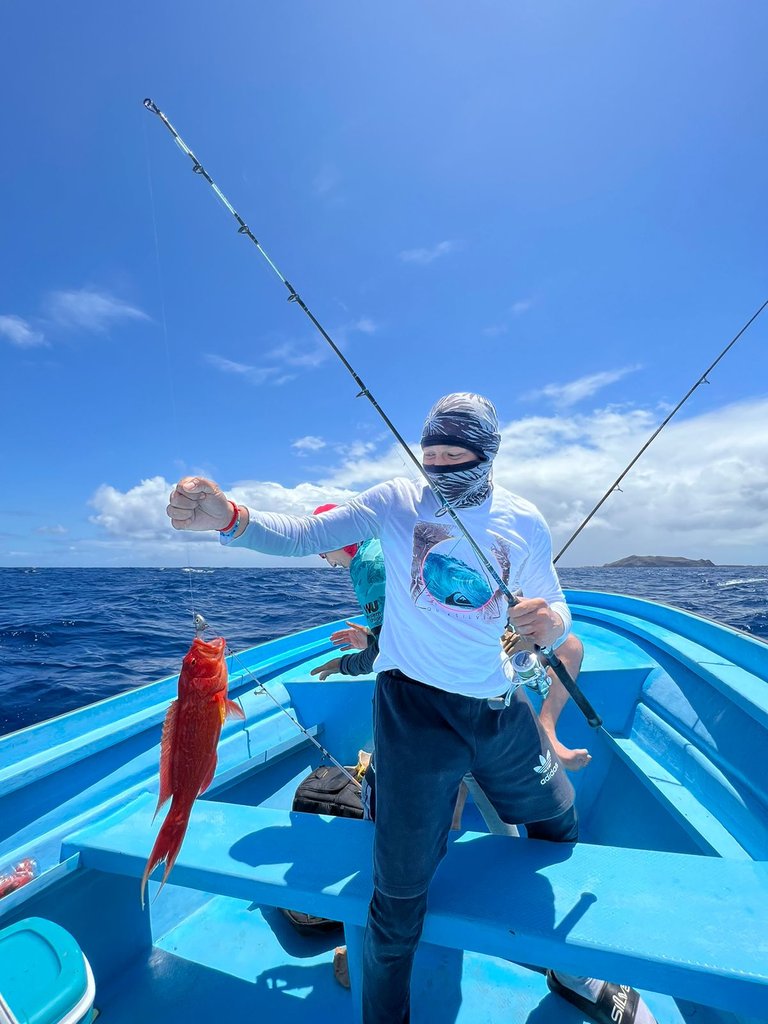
[140,799,193,907]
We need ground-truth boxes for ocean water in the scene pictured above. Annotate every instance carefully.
[1,566,766,737]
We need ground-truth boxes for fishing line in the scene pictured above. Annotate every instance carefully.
[143,118,201,631]
[194,613,361,788]
[142,98,600,728]
[554,297,768,565]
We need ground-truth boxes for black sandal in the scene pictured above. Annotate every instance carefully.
[547,970,651,1024]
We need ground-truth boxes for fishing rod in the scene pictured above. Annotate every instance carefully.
[555,297,768,564]
[143,98,601,729]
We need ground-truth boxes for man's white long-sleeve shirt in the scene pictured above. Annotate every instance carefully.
[226,477,571,699]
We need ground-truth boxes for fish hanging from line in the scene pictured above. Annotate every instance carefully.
[141,636,245,905]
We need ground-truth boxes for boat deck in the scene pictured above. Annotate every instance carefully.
[2,592,767,1023]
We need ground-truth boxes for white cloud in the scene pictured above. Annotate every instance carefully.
[204,354,293,386]
[292,435,327,455]
[204,345,322,387]
[83,475,359,566]
[206,318,376,388]
[90,476,172,539]
[1,288,147,349]
[529,365,642,406]
[80,398,768,567]
[318,441,420,491]
[204,354,253,376]
[482,299,533,338]
[0,314,47,348]
[268,341,329,370]
[399,240,459,265]
[232,479,356,516]
[47,288,149,332]
[493,398,768,565]
[35,524,68,535]
[341,440,377,459]
[353,317,377,334]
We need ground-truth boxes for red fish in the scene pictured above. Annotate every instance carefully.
[141,636,245,904]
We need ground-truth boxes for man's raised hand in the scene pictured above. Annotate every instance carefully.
[167,477,234,532]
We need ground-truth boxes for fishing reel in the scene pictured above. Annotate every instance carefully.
[488,631,552,709]
[509,649,551,700]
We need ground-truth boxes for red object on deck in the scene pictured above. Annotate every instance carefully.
[0,858,38,898]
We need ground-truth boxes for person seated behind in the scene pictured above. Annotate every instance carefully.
[310,503,385,681]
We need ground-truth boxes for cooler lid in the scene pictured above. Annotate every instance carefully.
[0,918,89,1024]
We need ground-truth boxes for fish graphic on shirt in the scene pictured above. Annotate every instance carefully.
[410,522,512,621]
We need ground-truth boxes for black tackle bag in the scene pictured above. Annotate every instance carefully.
[292,765,364,819]
[280,765,363,934]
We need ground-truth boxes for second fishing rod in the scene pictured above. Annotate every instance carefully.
[143,97,601,729]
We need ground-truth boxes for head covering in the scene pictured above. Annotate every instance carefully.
[420,393,501,511]
[421,393,501,460]
[312,504,359,559]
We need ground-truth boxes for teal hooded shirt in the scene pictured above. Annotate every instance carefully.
[349,538,386,633]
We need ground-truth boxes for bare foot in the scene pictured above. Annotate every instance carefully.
[551,737,591,772]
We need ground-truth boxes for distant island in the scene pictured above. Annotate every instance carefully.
[603,555,716,568]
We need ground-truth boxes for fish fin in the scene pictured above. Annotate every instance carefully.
[197,751,218,796]
[140,800,192,908]
[225,698,246,721]
[153,833,187,903]
[154,699,179,819]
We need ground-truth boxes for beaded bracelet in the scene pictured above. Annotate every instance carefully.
[219,502,241,538]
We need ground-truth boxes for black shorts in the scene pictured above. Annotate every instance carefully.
[371,669,575,898]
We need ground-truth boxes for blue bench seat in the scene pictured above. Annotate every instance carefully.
[63,792,768,1018]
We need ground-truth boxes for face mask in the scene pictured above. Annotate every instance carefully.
[423,459,493,511]
[420,393,501,512]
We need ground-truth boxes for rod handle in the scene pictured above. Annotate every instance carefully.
[541,649,602,729]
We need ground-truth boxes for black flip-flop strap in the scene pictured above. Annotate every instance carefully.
[596,982,640,1024]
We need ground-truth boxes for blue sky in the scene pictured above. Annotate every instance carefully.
[2,1,767,567]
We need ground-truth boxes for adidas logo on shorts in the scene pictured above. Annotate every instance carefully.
[533,749,559,785]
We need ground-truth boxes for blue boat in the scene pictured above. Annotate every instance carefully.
[1,589,767,1023]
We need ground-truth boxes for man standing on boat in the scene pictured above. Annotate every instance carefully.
[166,392,655,1024]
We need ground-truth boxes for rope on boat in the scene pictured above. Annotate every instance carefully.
[554,297,768,564]
[142,97,601,729]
